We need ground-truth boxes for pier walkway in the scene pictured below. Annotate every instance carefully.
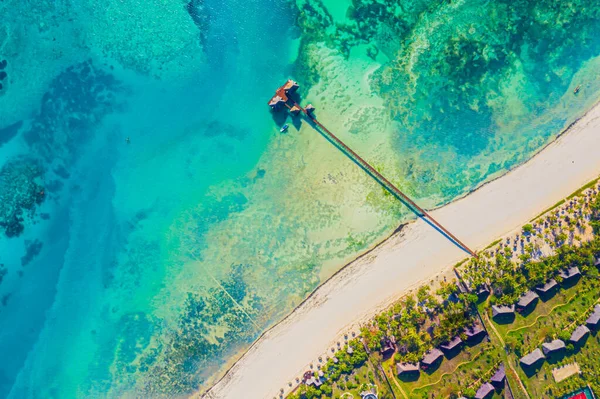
[267,79,476,257]
[292,101,477,257]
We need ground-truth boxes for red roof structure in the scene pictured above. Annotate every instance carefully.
[268,80,299,109]
[282,79,299,93]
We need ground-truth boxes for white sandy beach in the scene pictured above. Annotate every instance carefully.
[201,103,600,399]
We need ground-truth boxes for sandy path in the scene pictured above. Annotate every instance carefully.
[201,104,600,399]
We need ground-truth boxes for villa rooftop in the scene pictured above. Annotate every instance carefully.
[490,364,505,385]
[380,337,395,356]
[421,348,444,366]
[520,348,545,367]
[396,362,420,375]
[569,325,590,344]
[535,279,558,294]
[476,284,490,297]
[542,339,566,355]
[475,382,495,399]
[585,304,600,329]
[492,304,515,318]
[559,266,581,281]
[440,336,463,352]
[465,324,486,340]
[517,290,539,308]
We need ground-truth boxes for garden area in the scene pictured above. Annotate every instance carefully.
[383,338,503,399]
[289,180,600,399]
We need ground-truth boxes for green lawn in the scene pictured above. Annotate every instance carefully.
[483,275,600,399]
[514,332,600,398]
[382,340,503,399]
[490,281,586,340]
[504,278,599,355]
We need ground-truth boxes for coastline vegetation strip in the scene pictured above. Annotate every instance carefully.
[484,238,502,250]
[529,199,566,222]
[567,177,600,200]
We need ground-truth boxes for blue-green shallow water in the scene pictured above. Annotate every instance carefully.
[0,0,599,397]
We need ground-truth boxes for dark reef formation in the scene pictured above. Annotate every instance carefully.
[21,239,43,267]
[0,158,45,238]
[186,0,210,48]
[0,58,7,93]
[24,59,123,164]
[0,60,122,238]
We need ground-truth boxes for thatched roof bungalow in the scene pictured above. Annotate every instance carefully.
[464,324,486,341]
[421,348,444,368]
[586,304,600,330]
[542,339,565,356]
[492,304,515,319]
[440,336,463,353]
[490,364,505,386]
[520,348,545,367]
[559,266,581,283]
[396,362,420,376]
[535,279,558,296]
[517,290,539,310]
[474,382,495,399]
[569,325,590,344]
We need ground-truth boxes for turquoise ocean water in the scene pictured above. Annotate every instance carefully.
[1,0,600,397]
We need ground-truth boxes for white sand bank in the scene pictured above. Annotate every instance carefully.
[202,103,600,399]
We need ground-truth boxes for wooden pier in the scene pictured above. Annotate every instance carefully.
[269,80,477,257]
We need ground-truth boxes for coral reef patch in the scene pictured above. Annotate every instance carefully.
[0,158,45,238]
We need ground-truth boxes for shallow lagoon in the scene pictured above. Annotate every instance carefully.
[1,0,600,396]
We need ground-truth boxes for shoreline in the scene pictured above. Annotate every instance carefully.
[200,101,600,399]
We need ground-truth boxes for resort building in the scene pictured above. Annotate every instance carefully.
[421,348,444,369]
[464,323,487,342]
[535,279,558,297]
[585,305,600,330]
[305,104,315,114]
[282,79,299,93]
[559,266,582,283]
[569,325,590,345]
[379,337,395,358]
[476,284,490,300]
[268,95,286,109]
[474,382,495,399]
[440,336,463,353]
[395,362,420,377]
[267,79,300,110]
[542,339,566,356]
[520,348,545,368]
[492,304,515,320]
[490,364,506,387]
[516,290,539,311]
